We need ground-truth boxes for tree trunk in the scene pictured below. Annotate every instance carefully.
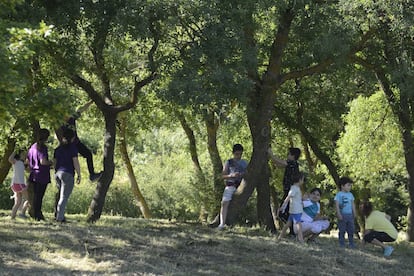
[87,112,116,222]
[118,115,152,219]
[205,112,223,217]
[227,86,276,232]
[0,136,16,185]
[377,71,414,241]
[176,111,209,221]
[298,125,340,186]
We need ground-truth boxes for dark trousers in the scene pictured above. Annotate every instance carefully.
[32,181,48,220]
[77,141,95,176]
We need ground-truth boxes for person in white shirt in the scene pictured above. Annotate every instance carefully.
[278,172,305,242]
[297,188,330,242]
[8,151,29,219]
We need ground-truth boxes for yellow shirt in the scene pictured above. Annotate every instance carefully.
[365,210,398,240]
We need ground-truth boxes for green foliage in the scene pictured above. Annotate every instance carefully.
[337,92,405,180]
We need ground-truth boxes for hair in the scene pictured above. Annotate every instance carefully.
[339,176,354,187]
[288,147,301,160]
[37,128,50,144]
[310,187,322,196]
[61,129,75,145]
[14,151,21,160]
[360,201,373,217]
[232,143,244,153]
[291,171,305,184]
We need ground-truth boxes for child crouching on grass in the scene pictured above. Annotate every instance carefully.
[278,172,305,242]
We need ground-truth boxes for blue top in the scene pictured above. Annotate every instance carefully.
[54,143,78,175]
[334,191,355,215]
[224,158,248,185]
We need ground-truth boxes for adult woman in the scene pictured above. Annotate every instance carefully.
[27,128,52,221]
[54,128,81,222]
[360,201,398,257]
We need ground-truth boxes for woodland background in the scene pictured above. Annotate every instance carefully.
[0,0,413,240]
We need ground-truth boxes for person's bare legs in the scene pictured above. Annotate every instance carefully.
[370,238,387,249]
[295,222,304,242]
[20,189,30,216]
[218,200,230,228]
[11,192,22,219]
[278,220,292,240]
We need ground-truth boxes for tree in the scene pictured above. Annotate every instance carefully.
[40,0,171,222]
[344,0,414,240]
[226,1,368,231]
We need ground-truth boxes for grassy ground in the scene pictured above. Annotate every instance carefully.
[0,210,413,276]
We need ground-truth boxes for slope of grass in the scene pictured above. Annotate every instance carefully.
[0,210,413,275]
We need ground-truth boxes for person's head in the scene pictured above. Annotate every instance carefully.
[287,147,301,161]
[61,129,75,145]
[232,144,244,160]
[339,176,353,192]
[14,151,21,161]
[309,187,322,202]
[292,171,305,186]
[360,201,373,217]
[37,128,50,145]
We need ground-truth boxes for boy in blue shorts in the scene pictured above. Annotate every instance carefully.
[277,172,305,242]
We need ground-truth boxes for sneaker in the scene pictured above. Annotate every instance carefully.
[384,246,394,257]
[217,224,226,230]
[90,171,103,182]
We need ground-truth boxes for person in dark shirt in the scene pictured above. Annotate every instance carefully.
[268,147,301,232]
[56,101,102,182]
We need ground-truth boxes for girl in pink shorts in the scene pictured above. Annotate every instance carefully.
[8,151,29,219]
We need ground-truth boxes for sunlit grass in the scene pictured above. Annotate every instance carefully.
[0,210,413,275]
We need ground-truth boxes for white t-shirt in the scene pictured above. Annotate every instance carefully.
[288,185,303,214]
[12,160,26,185]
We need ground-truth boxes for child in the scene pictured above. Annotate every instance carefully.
[54,129,81,222]
[217,144,248,230]
[334,177,357,248]
[300,188,330,242]
[8,151,29,219]
[277,171,305,242]
[360,201,398,257]
[268,147,300,232]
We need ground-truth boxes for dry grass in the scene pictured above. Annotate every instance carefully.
[0,210,413,275]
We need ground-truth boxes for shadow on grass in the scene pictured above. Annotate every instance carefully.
[0,211,413,275]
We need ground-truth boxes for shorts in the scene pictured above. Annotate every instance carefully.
[222,186,237,202]
[11,183,27,193]
[364,231,395,243]
[288,213,302,224]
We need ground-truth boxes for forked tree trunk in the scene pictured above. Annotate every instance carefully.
[118,115,152,219]
[87,112,116,222]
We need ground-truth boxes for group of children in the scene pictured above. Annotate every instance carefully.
[7,101,102,222]
[219,144,398,257]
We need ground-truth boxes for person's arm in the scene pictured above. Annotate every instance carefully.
[335,200,343,220]
[73,157,81,184]
[222,161,240,180]
[8,152,16,165]
[280,194,292,213]
[268,148,287,167]
[40,157,53,166]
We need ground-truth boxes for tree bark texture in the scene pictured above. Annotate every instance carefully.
[87,112,116,222]
[118,115,152,219]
